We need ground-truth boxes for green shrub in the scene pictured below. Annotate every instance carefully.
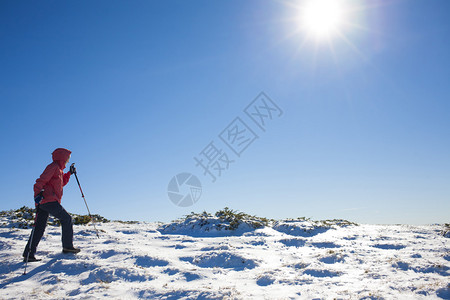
[215,207,270,230]
[0,206,110,228]
[73,215,91,225]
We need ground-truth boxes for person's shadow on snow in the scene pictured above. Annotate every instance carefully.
[0,253,81,289]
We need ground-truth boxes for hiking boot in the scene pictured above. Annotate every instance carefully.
[23,255,41,262]
[63,247,81,254]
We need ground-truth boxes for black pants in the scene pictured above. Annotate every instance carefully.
[23,202,74,256]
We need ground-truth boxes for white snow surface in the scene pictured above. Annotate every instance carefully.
[0,217,449,299]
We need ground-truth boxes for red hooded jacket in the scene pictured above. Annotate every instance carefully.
[34,148,72,205]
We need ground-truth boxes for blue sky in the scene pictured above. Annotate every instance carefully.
[1,0,449,224]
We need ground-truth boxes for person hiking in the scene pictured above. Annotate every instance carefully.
[23,148,80,262]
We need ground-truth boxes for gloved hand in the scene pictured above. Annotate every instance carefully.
[34,190,44,205]
[70,163,77,175]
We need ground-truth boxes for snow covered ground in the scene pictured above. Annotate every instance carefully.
[0,211,449,299]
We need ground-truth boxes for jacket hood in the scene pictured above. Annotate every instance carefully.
[52,148,72,169]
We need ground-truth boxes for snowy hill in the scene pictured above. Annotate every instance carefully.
[0,208,449,299]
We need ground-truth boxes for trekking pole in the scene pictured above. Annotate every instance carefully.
[23,203,39,275]
[71,163,100,238]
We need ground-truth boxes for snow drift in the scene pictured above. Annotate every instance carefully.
[0,207,449,299]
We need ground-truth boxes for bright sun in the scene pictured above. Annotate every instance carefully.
[300,0,345,39]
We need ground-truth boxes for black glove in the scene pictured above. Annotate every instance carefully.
[70,163,77,175]
[34,190,44,205]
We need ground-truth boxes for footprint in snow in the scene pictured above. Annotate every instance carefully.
[183,272,201,282]
[166,244,188,249]
[289,262,309,269]
[248,240,266,246]
[102,239,119,244]
[119,230,138,235]
[311,242,340,249]
[93,250,124,259]
[41,275,60,285]
[303,269,340,278]
[200,245,229,251]
[180,239,196,243]
[50,261,94,276]
[257,275,275,286]
[135,256,169,268]
[0,240,9,250]
[373,244,406,250]
[180,251,257,270]
[162,268,200,281]
[392,261,409,271]
[279,239,306,247]
[436,286,450,299]
[68,289,81,296]
[81,267,149,284]
[319,254,346,264]
[393,261,449,276]
[163,268,180,275]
